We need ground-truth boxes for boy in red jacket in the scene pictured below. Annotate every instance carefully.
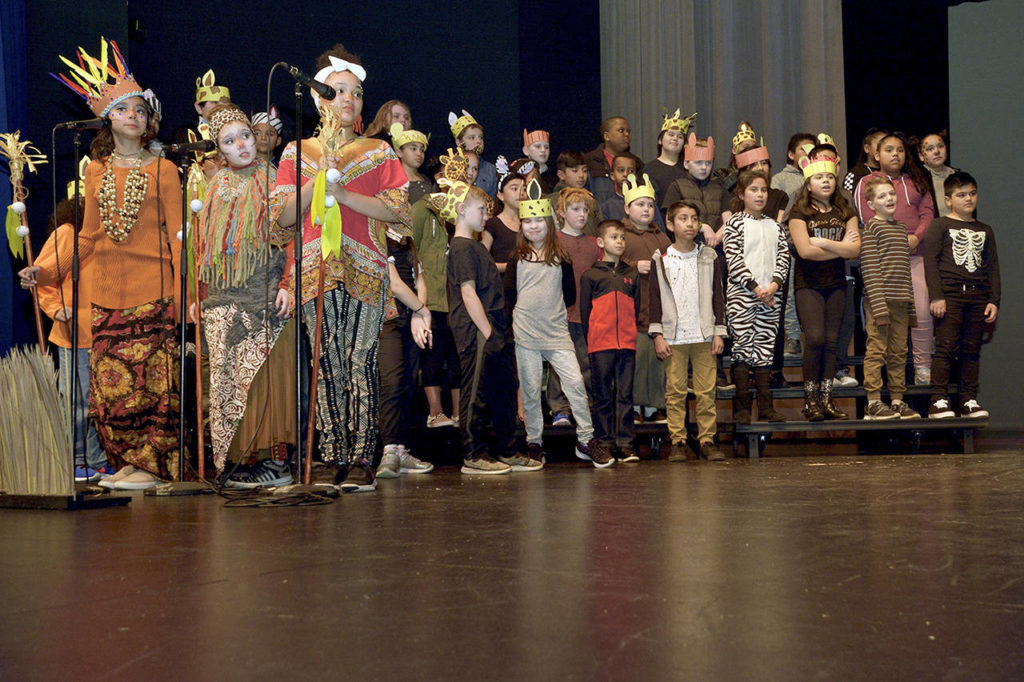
[579,220,643,462]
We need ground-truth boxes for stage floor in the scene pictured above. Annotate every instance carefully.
[2,435,1023,679]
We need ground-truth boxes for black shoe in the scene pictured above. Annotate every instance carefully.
[618,447,639,463]
[339,458,377,493]
[769,370,788,389]
[577,439,614,468]
[648,409,668,424]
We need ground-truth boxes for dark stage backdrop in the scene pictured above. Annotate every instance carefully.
[5,0,601,352]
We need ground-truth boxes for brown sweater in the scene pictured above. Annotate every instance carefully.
[621,217,670,331]
[37,157,183,315]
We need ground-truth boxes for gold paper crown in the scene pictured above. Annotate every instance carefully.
[798,152,837,179]
[661,109,698,134]
[390,123,429,150]
[428,181,472,223]
[518,178,552,218]
[195,69,231,105]
[683,133,715,162]
[52,38,145,118]
[66,155,90,200]
[623,173,656,206]
[731,121,758,153]
[448,110,478,139]
[437,147,469,189]
[523,129,549,147]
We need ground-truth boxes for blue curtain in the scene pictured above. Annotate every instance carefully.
[1,0,29,354]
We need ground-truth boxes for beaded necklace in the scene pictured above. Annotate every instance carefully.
[98,150,149,242]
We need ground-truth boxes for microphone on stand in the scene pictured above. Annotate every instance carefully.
[164,139,217,155]
[278,62,336,101]
[55,118,108,131]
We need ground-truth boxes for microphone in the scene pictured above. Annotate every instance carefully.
[55,118,108,131]
[279,62,335,101]
[164,139,217,154]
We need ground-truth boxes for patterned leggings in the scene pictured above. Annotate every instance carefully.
[302,288,384,464]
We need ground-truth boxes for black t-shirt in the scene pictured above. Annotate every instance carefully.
[644,158,687,208]
[484,215,520,265]
[388,239,416,327]
[789,204,848,290]
[447,236,508,350]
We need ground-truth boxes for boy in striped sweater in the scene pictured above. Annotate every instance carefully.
[859,176,919,420]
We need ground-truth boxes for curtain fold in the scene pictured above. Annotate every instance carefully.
[600,0,846,170]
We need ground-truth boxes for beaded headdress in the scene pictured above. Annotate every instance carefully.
[195,69,231,104]
[661,109,698,134]
[518,178,552,218]
[623,173,656,206]
[51,38,145,118]
[207,106,250,144]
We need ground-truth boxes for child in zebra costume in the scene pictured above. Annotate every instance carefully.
[722,170,790,424]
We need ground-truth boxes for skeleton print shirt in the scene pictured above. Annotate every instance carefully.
[923,216,1001,306]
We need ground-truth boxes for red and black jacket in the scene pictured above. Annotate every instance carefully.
[579,260,641,352]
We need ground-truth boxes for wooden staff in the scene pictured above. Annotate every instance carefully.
[191,245,206,482]
[304,257,326,485]
[16,186,48,353]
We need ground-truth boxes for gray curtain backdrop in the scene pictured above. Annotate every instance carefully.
[599,0,846,170]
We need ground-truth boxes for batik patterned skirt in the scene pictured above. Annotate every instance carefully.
[90,298,179,479]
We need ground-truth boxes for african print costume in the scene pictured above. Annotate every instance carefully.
[270,136,411,464]
[197,156,296,470]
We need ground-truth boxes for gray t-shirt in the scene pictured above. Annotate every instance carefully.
[513,260,573,351]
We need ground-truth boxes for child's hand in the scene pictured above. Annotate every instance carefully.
[984,303,998,323]
[18,265,39,289]
[908,235,920,250]
[843,230,860,244]
[653,335,671,360]
[711,335,724,355]
[637,259,651,275]
[54,307,73,323]
[188,301,199,324]
[701,224,720,247]
[930,299,946,318]
[275,288,293,319]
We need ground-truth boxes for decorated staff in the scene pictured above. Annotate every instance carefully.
[2,131,49,350]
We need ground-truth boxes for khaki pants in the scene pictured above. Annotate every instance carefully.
[863,301,909,401]
[665,341,717,445]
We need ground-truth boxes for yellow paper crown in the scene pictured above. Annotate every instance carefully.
[448,110,478,139]
[518,178,552,218]
[731,121,758,153]
[195,69,231,104]
[52,38,145,118]
[390,122,429,150]
[684,133,715,162]
[798,152,837,179]
[623,173,656,206]
[437,147,470,189]
[661,109,698,134]
[429,181,472,223]
[66,155,90,200]
[733,122,769,168]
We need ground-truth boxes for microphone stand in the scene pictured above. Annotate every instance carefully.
[69,129,82,481]
[292,81,307,485]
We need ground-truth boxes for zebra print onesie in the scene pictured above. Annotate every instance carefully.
[722,212,791,367]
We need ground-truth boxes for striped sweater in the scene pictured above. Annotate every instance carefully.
[860,217,916,327]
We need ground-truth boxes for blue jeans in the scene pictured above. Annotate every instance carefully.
[57,346,105,469]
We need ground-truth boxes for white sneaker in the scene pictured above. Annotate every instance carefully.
[961,400,989,419]
[376,445,401,479]
[397,445,433,474]
[835,373,859,388]
[928,398,955,419]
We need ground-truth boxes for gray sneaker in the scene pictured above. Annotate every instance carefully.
[864,400,899,421]
[499,447,544,472]
[460,456,512,475]
[376,446,401,479]
[891,401,920,419]
[397,445,433,474]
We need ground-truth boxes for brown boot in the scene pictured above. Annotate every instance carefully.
[755,367,787,422]
[732,362,752,424]
[821,378,848,419]
[802,381,825,421]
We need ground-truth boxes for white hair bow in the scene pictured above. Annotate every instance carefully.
[314,56,367,85]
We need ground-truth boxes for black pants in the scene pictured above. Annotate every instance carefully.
[931,292,987,402]
[796,285,846,383]
[458,330,518,460]
[771,270,792,373]
[590,349,636,449]
[378,319,419,447]
[421,311,460,390]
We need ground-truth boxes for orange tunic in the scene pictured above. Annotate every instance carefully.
[36,157,183,315]
[35,224,94,348]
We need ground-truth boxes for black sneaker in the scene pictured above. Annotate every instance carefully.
[928,398,955,419]
[961,399,989,419]
[576,439,614,468]
[339,458,377,493]
[648,409,668,424]
[618,447,639,463]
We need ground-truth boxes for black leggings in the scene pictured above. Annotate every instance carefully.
[795,286,846,383]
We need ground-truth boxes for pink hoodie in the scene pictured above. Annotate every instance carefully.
[853,171,935,256]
